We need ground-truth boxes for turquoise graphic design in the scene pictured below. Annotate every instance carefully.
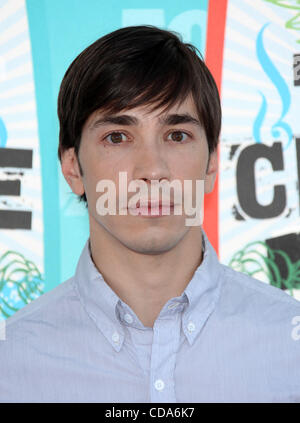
[0,117,7,148]
[0,0,45,319]
[0,250,44,320]
[253,23,292,149]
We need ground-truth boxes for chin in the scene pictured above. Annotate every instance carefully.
[119,231,184,255]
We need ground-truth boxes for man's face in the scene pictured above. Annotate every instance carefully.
[62,94,218,255]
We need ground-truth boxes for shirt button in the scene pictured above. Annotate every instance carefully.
[168,302,179,309]
[187,321,196,332]
[112,332,120,343]
[154,379,165,391]
[124,313,133,324]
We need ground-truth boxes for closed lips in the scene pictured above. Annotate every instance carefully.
[129,201,174,208]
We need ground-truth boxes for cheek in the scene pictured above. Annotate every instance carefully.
[175,156,207,180]
[81,146,111,180]
[175,143,208,174]
[82,158,125,209]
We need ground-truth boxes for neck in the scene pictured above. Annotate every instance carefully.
[88,218,204,328]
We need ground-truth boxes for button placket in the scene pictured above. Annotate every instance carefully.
[150,314,181,402]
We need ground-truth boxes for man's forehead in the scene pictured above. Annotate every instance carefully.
[88,94,198,123]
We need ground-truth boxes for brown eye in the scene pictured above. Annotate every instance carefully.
[168,131,188,143]
[105,132,127,144]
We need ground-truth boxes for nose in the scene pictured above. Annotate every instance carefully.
[131,142,171,186]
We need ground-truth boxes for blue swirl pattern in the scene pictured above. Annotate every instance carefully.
[253,23,292,149]
[0,117,7,148]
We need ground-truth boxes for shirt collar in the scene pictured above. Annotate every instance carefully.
[73,240,125,352]
[181,229,223,346]
[73,228,223,352]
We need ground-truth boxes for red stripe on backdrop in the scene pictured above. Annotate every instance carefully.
[203,0,228,256]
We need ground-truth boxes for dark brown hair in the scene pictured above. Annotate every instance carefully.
[57,25,222,204]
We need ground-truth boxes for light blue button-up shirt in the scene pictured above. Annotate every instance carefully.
[1,230,300,403]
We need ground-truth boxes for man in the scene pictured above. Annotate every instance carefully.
[1,25,300,403]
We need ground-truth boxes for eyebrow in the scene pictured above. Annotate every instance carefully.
[88,113,202,131]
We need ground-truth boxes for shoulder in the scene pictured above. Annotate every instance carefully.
[219,263,300,317]
[215,264,300,357]
[0,277,89,402]
[2,276,80,341]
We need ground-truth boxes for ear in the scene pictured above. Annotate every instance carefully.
[60,147,85,196]
[204,149,218,194]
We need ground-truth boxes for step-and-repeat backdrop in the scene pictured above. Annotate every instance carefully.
[0,0,299,321]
